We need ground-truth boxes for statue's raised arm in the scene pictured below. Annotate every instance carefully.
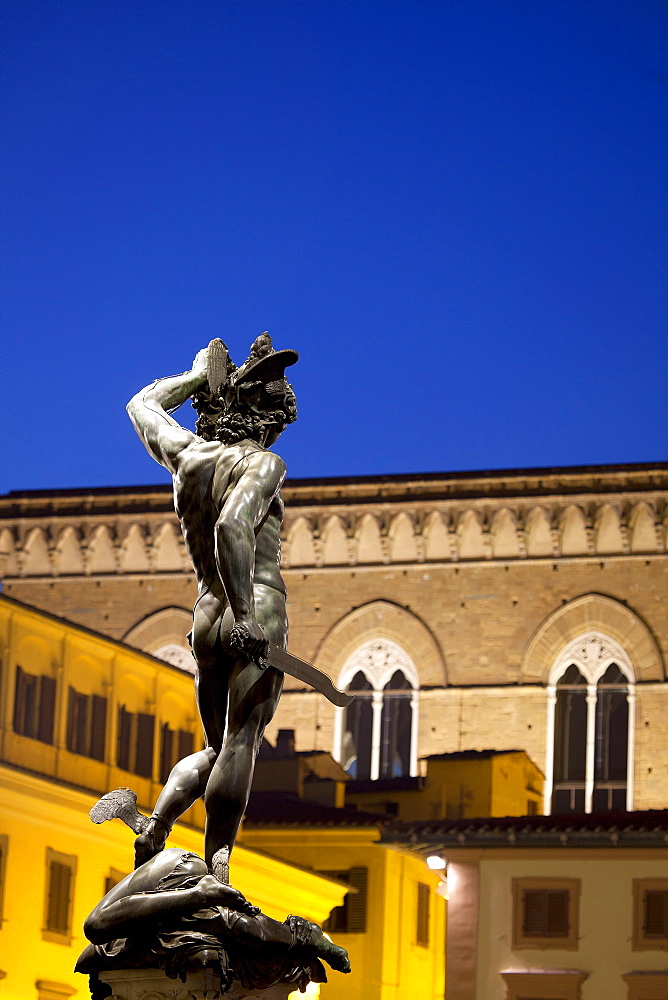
[126,348,210,474]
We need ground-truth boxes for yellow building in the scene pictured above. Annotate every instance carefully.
[241,791,446,1000]
[383,810,668,1000]
[0,593,446,1000]
[0,595,346,1000]
[345,749,544,821]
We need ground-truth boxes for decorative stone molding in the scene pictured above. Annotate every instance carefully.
[338,637,420,691]
[316,600,446,687]
[549,631,635,685]
[521,593,665,684]
[1,471,666,578]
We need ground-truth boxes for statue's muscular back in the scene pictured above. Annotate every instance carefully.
[172,438,286,604]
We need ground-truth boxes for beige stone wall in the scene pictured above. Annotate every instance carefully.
[1,464,666,810]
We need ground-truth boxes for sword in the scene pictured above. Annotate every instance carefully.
[264,643,353,709]
[229,625,353,708]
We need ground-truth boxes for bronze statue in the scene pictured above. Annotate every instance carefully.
[76,846,350,998]
[80,334,353,998]
[125,334,300,867]
[124,335,349,869]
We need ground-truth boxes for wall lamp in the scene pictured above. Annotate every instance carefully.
[426,855,449,899]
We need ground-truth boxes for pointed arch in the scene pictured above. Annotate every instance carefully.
[57,526,85,575]
[322,516,348,565]
[124,607,193,667]
[23,527,51,575]
[595,504,623,554]
[88,525,117,573]
[525,506,553,557]
[491,508,520,558]
[423,511,449,561]
[389,512,418,563]
[457,509,485,560]
[560,505,588,556]
[0,528,19,576]
[152,522,183,572]
[629,502,657,553]
[356,514,383,564]
[315,600,446,688]
[287,517,316,567]
[521,593,664,684]
[121,523,151,572]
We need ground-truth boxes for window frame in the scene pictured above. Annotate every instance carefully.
[632,878,668,951]
[319,867,368,934]
[66,686,107,761]
[333,638,420,781]
[116,705,156,779]
[544,631,635,815]
[42,847,77,945]
[512,877,580,950]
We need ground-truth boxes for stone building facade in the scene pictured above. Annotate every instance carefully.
[1,462,666,814]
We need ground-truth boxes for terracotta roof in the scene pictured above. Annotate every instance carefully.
[244,791,389,828]
[346,776,424,794]
[384,809,668,850]
[422,749,524,761]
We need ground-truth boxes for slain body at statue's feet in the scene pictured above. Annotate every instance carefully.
[76,847,350,996]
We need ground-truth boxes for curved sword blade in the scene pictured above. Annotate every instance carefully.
[265,644,353,708]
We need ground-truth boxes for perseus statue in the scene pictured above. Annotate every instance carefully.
[123,334,350,870]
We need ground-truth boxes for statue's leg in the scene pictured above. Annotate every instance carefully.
[134,747,217,866]
[135,601,230,867]
[203,586,286,866]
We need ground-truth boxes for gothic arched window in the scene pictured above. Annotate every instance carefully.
[341,671,373,780]
[546,634,635,814]
[334,640,419,781]
[380,670,413,778]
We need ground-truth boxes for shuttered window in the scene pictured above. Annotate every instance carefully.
[645,890,668,938]
[512,878,579,949]
[135,712,155,777]
[13,666,56,744]
[160,724,195,783]
[43,848,77,943]
[633,880,668,950]
[117,705,155,779]
[66,688,107,760]
[522,889,570,937]
[104,868,128,896]
[320,867,368,933]
[416,881,430,946]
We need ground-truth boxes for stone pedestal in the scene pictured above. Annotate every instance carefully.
[99,968,296,1000]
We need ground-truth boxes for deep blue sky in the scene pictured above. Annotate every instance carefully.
[2,0,666,493]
